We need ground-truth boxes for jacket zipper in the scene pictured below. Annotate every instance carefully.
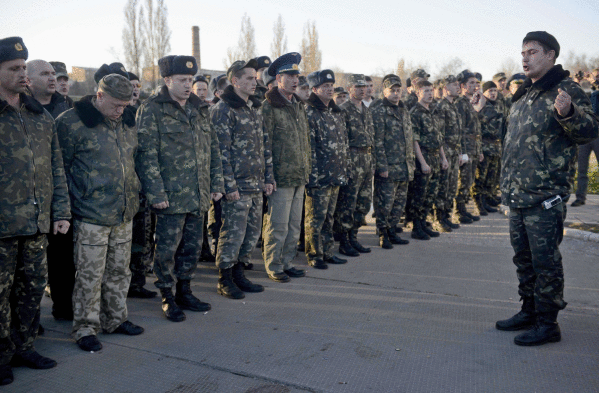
[17,110,38,211]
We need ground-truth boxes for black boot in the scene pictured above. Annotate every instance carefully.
[160,288,186,322]
[474,195,489,216]
[11,350,57,369]
[0,365,13,386]
[217,267,245,299]
[379,229,393,249]
[496,297,536,331]
[421,219,440,237]
[463,201,480,221]
[388,227,409,244]
[438,212,453,232]
[514,311,561,346]
[486,195,500,207]
[457,203,473,224]
[339,232,360,256]
[232,262,264,293]
[482,196,498,213]
[411,220,430,240]
[175,280,211,311]
[349,229,371,253]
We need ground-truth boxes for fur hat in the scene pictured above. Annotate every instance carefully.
[0,37,28,64]
[307,69,335,88]
[94,63,128,84]
[158,55,198,78]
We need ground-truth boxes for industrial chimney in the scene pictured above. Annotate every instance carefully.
[192,26,201,69]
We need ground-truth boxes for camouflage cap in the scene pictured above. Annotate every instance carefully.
[474,72,482,81]
[50,61,68,79]
[0,36,28,64]
[382,74,402,89]
[209,74,226,93]
[334,86,348,95]
[492,72,507,82]
[98,74,133,101]
[193,75,208,86]
[439,75,458,87]
[298,75,309,87]
[347,74,367,87]
[457,69,476,84]
[410,69,430,79]
[227,59,258,81]
[507,73,526,85]
[482,81,497,92]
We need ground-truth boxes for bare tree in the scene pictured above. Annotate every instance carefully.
[270,14,288,60]
[435,57,464,79]
[142,0,171,88]
[223,13,257,68]
[300,20,322,75]
[498,58,520,78]
[122,0,145,77]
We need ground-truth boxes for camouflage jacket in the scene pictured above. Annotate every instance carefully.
[435,97,463,154]
[136,87,224,214]
[454,95,482,156]
[261,87,311,188]
[43,91,72,119]
[478,100,504,156]
[0,94,70,238]
[410,103,443,152]
[501,65,599,208]
[495,92,509,119]
[57,96,139,226]
[305,93,348,188]
[404,92,418,111]
[371,98,415,182]
[211,85,274,194]
[340,99,374,148]
[254,80,267,103]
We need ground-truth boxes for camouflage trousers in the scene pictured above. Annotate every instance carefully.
[435,147,460,214]
[334,149,373,233]
[72,220,132,340]
[509,202,568,313]
[373,177,408,229]
[473,153,501,199]
[0,233,47,365]
[305,186,339,262]
[263,186,305,275]
[153,212,204,289]
[217,192,263,270]
[456,159,478,204]
[408,151,441,221]
[130,203,156,290]
[208,199,222,241]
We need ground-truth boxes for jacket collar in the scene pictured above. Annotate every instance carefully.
[512,64,570,103]
[265,86,301,109]
[306,92,342,112]
[0,93,45,115]
[221,85,262,109]
[154,85,201,108]
[383,97,404,108]
[74,95,135,128]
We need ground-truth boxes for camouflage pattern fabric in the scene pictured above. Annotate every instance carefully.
[435,97,463,154]
[72,220,132,340]
[408,151,441,221]
[130,196,155,290]
[57,95,140,226]
[454,95,482,157]
[374,179,409,229]
[474,154,501,199]
[509,203,567,312]
[261,87,311,188]
[136,86,224,214]
[0,94,70,239]
[435,149,460,213]
[478,100,504,157]
[334,150,373,233]
[305,186,339,261]
[404,92,418,111]
[409,103,443,151]
[208,199,222,240]
[457,161,477,205]
[339,99,375,149]
[0,233,47,365]
[153,212,204,289]
[216,193,263,270]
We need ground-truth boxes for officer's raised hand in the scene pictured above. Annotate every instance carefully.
[554,88,572,117]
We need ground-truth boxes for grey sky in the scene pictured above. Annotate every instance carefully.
[2,0,598,80]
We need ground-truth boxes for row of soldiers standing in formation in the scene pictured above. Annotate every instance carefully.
[0,34,523,385]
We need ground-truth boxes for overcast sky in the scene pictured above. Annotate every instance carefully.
[3,0,598,80]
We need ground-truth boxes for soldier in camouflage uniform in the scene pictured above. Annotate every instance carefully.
[136,56,224,322]
[261,53,310,282]
[407,80,449,240]
[497,32,599,346]
[333,86,349,106]
[50,61,75,107]
[0,37,71,384]
[455,70,486,222]
[434,75,463,231]
[492,72,508,118]
[211,59,275,299]
[371,74,414,248]
[304,69,349,268]
[57,72,145,352]
[254,56,271,103]
[404,69,430,111]
[473,81,503,215]
[334,74,374,256]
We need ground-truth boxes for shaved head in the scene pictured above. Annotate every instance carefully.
[26,59,56,103]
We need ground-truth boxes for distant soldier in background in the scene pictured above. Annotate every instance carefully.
[27,59,70,118]
[254,56,271,102]
[363,75,375,107]
[50,61,74,107]
[333,86,349,106]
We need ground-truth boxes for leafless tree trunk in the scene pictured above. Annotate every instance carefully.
[223,13,256,69]
[498,58,520,79]
[270,14,288,60]
[122,0,145,77]
[435,57,464,80]
[142,0,171,89]
[300,20,322,75]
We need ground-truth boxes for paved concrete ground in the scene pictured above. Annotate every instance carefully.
[6,209,599,393]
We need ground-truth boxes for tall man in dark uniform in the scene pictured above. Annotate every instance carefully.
[497,31,599,346]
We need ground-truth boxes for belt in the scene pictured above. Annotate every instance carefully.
[420,147,440,154]
[349,146,372,153]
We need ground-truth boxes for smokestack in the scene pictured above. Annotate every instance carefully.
[192,26,201,69]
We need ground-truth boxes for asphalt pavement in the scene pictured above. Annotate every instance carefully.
[6,204,599,393]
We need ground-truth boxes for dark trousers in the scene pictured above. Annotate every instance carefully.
[575,138,599,201]
[47,227,75,317]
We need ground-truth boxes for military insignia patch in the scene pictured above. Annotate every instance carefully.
[121,67,126,72]
[15,43,23,51]
[327,74,332,79]
[292,64,299,70]
[265,59,270,64]
[186,62,193,68]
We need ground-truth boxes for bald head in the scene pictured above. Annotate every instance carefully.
[26,59,56,103]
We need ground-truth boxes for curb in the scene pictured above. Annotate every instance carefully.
[499,205,599,243]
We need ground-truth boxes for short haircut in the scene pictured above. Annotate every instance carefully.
[416,80,433,91]
[364,75,373,82]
